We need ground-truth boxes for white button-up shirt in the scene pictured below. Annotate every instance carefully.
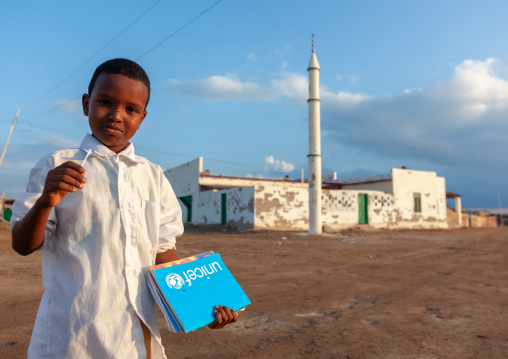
[11,134,183,358]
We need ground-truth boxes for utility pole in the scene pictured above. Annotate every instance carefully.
[0,109,20,169]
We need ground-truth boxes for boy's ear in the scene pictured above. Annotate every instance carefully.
[140,110,147,128]
[82,93,90,116]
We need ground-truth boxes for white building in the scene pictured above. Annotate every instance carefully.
[164,158,450,230]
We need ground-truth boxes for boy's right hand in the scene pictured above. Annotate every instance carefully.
[40,161,86,208]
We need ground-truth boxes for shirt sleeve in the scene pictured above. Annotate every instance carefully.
[157,172,184,253]
[10,155,58,236]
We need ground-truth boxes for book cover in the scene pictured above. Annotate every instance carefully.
[151,253,250,333]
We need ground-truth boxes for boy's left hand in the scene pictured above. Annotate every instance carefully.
[208,305,238,329]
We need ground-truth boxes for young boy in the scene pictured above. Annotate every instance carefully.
[11,58,238,358]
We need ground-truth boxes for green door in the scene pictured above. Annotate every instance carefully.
[358,193,368,224]
[3,208,12,222]
[221,193,227,224]
[178,195,192,222]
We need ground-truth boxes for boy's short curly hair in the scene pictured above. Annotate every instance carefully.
[88,58,151,107]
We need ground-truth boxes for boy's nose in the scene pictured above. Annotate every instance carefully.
[109,108,122,121]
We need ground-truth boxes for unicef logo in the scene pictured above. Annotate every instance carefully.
[166,273,185,289]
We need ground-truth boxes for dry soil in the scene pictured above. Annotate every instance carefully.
[1,223,507,358]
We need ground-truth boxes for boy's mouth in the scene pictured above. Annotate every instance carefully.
[103,125,123,134]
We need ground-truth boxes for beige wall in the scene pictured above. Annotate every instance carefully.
[194,187,255,227]
[342,180,393,194]
[254,185,309,230]
[390,168,448,229]
[164,160,449,230]
[200,176,306,189]
[164,157,202,223]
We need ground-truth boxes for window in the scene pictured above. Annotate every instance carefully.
[414,193,421,213]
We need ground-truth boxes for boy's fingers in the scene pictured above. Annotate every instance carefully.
[46,173,86,191]
[49,166,86,183]
[231,309,239,322]
[47,173,85,189]
[209,305,239,329]
[57,160,86,174]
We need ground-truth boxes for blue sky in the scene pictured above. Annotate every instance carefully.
[0,0,507,208]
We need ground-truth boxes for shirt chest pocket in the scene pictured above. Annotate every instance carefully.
[140,199,161,253]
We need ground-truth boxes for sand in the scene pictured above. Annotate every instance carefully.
[1,225,507,358]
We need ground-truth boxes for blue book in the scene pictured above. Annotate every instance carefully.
[147,253,250,333]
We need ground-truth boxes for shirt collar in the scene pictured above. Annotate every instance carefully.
[79,133,144,164]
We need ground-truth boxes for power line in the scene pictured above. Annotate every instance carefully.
[21,0,165,116]
[13,0,229,165]
[136,146,263,169]
[23,95,82,121]
[21,0,225,122]
[136,0,224,60]
[14,121,265,170]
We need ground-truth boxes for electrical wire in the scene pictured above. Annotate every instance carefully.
[20,0,165,116]
[135,146,264,170]
[136,0,224,60]
[22,95,82,121]
[11,0,234,170]
[21,0,225,122]
[13,120,265,170]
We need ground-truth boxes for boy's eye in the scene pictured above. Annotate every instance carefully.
[126,107,138,114]
[98,99,110,105]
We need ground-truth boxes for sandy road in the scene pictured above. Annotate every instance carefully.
[1,225,507,358]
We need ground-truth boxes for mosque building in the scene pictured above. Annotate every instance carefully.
[164,41,460,231]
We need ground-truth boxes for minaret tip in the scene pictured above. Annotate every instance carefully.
[312,34,315,53]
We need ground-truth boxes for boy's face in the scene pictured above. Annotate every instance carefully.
[82,73,148,153]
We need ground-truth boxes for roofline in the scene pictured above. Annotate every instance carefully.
[201,174,301,184]
[446,191,461,198]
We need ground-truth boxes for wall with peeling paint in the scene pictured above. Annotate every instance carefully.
[164,157,202,222]
[321,190,359,224]
[224,187,255,227]
[254,185,309,230]
[164,157,202,197]
[200,176,306,189]
[195,187,255,227]
[163,159,449,230]
[196,190,222,224]
[390,168,447,229]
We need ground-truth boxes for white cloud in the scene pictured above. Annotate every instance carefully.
[166,72,309,102]
[321,58,508,169]
[164,57,507,171]
[264,155,295,173]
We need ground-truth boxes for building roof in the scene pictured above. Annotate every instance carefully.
[446,191,461,198]
[462,208,508,215]
[324,173,392,185]
[201,173,300,184]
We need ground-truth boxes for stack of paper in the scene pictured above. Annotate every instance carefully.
[146,252,250,333]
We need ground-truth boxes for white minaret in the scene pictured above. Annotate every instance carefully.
[307,35,322,234]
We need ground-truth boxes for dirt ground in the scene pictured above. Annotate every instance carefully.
[1,223,507,358]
